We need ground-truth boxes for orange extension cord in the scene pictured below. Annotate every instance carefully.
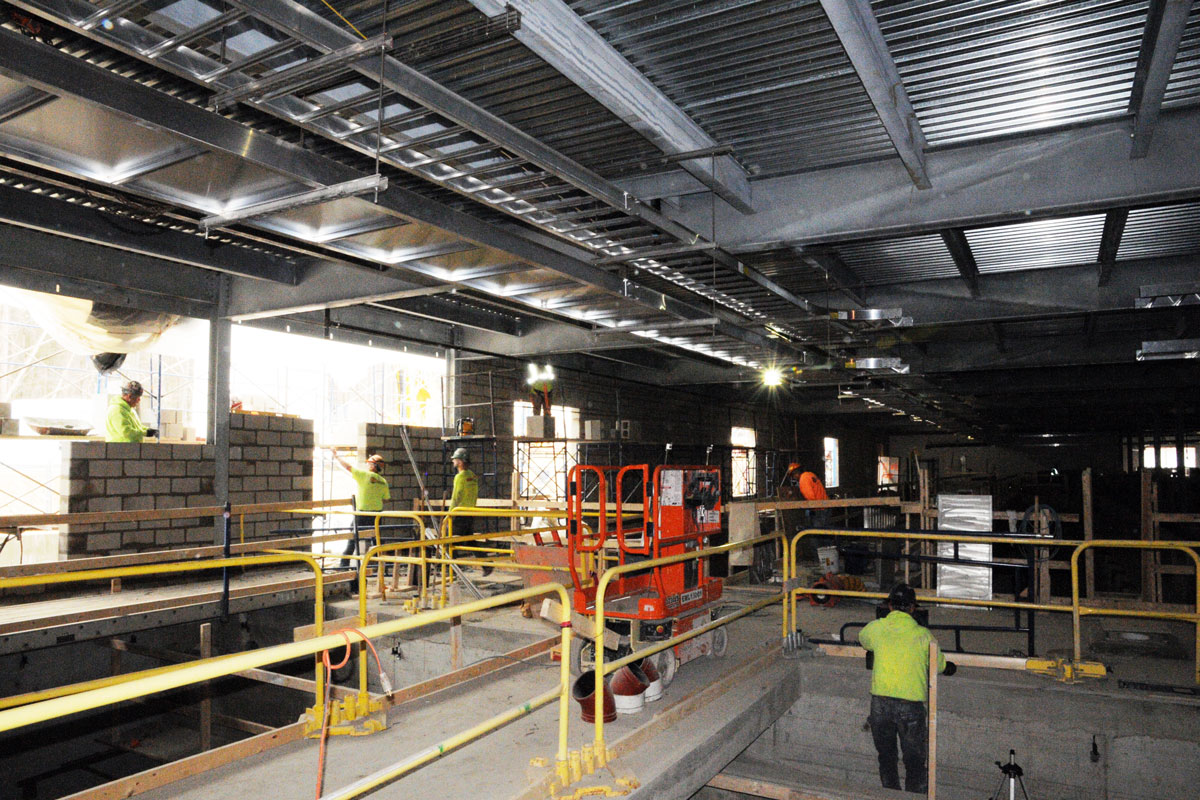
[315,629,389,799]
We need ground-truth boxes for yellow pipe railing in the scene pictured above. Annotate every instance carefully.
[0,552,328,708]
[591,532,789,762]
[787,529,1200,683]
[0,582,575,792]
[1071,540,1200,683]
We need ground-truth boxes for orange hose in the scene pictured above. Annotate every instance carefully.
[315,634,353,799]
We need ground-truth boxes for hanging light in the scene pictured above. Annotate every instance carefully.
[761,367,784,387]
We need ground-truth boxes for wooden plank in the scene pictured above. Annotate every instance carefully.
[1141,469,1154,603]
[708,773,852,800]
[927,641,938,800]
[755,497,902,512]
[0,571,355,636]
[199,623,212,753]
[0,532,354,579]
[293,613,377,642]
[386,634,557,707]
[58,721,309,800]
[0,498,351,530]
[1153,512,1200,523]
[1083,468,1095,600]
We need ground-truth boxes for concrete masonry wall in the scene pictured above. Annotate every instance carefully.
[61,414,313,556]
[358,423,447,507]
[741,658,1200,800]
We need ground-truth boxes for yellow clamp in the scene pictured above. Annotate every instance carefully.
[1026,658,1107,683]
[303,691,388,737]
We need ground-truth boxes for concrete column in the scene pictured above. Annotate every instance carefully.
[208,275,232,543]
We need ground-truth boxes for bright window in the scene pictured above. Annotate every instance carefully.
[1142,446,1197,470]
[513,401,580,502]
[823,437,840,488]
[731,426,756,497]
[878,456,899,489]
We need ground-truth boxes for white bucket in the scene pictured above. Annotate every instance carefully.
[817,545,840,574]
[612,691,645,714]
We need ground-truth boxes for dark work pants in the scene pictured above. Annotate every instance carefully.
[341,514,377,569]
[868,694,928,794]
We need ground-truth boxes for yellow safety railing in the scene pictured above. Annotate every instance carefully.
[1071,541,1200,683]
[0,552,328,709]
[0,581,576,797]
[590,532,790,762]
[788,529,1200,683]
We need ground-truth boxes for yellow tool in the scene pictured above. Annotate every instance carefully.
[1026,658,1106,683]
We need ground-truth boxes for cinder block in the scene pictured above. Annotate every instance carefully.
[280,432,303,447]
[230,429,256,445]
[292,447,311,460]
[123,461,156,477]
[122,530,156,547]
[107,478,140,495]
[155,496,185,509]
[123,495,155,511]
[187,460,216,477]
[87,496,121,512]
[156,460,186,477]
[87,533,122,552]
[156,529,187,545]
[268,476,291,490]
[257,430,281,446]
[89,460,122,478]
[107,443,143,459]
[173,444,202,460]
[293,476,313,491]
[171,477,201,494]
[140,477,171,494]
[187,494,217,506]
[201,445,214,459]
[245,415,269,430]
[268,446,291,461]
[257,461,280,476]
[241,446,267,461]
[243,476,269,491]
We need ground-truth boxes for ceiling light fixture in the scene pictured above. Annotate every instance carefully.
[762,367,784,387]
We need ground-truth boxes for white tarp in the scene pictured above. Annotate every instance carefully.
[2,287,177,355]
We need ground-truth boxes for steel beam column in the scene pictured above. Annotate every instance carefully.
[1129,0,1195,158]
[208,275,231,543]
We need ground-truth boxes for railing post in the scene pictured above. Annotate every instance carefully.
[220,502,231,622]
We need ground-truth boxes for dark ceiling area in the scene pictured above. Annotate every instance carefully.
[0,0,1197,441]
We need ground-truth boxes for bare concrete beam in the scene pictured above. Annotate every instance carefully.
[818,0,929,189]
[940,229,980,298]
[1097,208,1130,287]
[1129,0,1195,158]
[463,0,753,213]
[676,110,1200,247]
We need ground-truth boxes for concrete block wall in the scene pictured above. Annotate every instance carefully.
[62,441,216,556]
[357,422,448,506]
[227,413,314,540]
[744,659,1200,800]
[60,414,314,556]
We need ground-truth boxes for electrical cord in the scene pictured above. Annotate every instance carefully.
[314,629,390,799]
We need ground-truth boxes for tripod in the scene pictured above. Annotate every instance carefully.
[989,749,1031,800]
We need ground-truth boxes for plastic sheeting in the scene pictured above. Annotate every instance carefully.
[2,287,177,355]
[936,494,993,604]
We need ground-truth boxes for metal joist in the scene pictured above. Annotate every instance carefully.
[462,0,753,213]
[818,0,930,189]
[1098,208,1130,287]
[941,229,980,298]
[1129,0,1195,158]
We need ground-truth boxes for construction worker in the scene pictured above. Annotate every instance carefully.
[450,447,487,575]
[330,450,389,570]
[105,380,157,443]
[526,363,555,416]
[859,583,955,794]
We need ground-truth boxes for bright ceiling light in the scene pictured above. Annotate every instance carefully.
[762,367,784,387]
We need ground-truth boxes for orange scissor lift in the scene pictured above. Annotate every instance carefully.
[564,464,727,684]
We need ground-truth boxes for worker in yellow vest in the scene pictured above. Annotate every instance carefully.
[105,380,158,443]
[526,363,555,416]
[859,583,954,794]
[331,450,390,570]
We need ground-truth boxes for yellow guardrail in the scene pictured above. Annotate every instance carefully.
[0,579,576,796]
[590,532,790,762]
[0,552,328,709]
[788,529,1200,683]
